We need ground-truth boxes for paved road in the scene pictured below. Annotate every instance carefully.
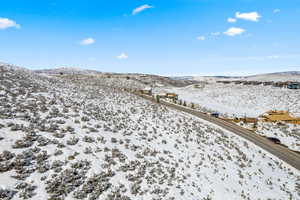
[134,92,300,170]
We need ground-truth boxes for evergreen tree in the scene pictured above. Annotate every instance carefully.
[156,95,160,103]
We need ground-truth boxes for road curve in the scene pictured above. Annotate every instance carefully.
[134,92,300,170]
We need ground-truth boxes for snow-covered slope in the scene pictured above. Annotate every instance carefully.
[0,65,300,199]
[36,68,198,88]
[244,71,300,82]
[256,122,300,152]
[191,71,300,83]
[191,76,240,83]
[161,83,300,118]
[35,67,101,75]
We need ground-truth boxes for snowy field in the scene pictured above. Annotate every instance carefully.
[242,72,300,82]
[256,122,300,152]
[0,64,300,199]
[192,71,300,83]
[237,121,300,152]
[158,83,300,118]
[155,80,300,153]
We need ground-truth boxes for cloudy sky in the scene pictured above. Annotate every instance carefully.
[0,0,299,75]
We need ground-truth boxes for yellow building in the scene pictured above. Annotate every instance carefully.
[166,93,178,100]
[260,110,300,125]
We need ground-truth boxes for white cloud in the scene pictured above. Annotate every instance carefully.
[273,9,280,13]
[196,36,205,41]
[132,4,153,15]
[227,18,237,23]
[224,27,245,36]
[235,12,261,22]
[0,17,20,30]
[117,53,128,60]
[80,38,95,45]
[211,32,221,36]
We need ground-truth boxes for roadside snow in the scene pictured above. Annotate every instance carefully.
[256,122,300,152]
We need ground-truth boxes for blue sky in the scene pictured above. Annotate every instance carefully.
[0,0,300,75]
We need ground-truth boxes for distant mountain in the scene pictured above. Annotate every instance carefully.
[245,71,300,77]
[169,76,194,81]
[243,71,300,82]
[34,68,198,87]
[182,71,300,82]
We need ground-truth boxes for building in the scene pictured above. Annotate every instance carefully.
[166,93,178,100]
[260,110,300,124]
[241,117,258,123]
[287,82,300,89]
[233,81,243,85]
[263,81,273,86]
[139,87,152,95]
[156,93,166,98]
[273,82,289,88]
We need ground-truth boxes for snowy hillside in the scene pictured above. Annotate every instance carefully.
[244,71,300,82]
[190,71,300,83]
[0,64,300,199]
[161,83,300,118]
[256,122,300,152]
[191,76,240,83]
[35,67,101,75]
[36,69,198,88]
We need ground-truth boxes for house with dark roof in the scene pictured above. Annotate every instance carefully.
[287,82,300,89]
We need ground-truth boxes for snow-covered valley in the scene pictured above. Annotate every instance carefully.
[0,64,300,200]
[158,83,300,118]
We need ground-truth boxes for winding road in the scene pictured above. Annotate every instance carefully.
[134,92,300,170]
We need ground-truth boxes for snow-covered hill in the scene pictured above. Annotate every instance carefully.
[244,71,300,82]
[35,67,101,75]
[160,83,300,117]
[36,68,198,88]
[190,71,300,83]
[0,64,300,199]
